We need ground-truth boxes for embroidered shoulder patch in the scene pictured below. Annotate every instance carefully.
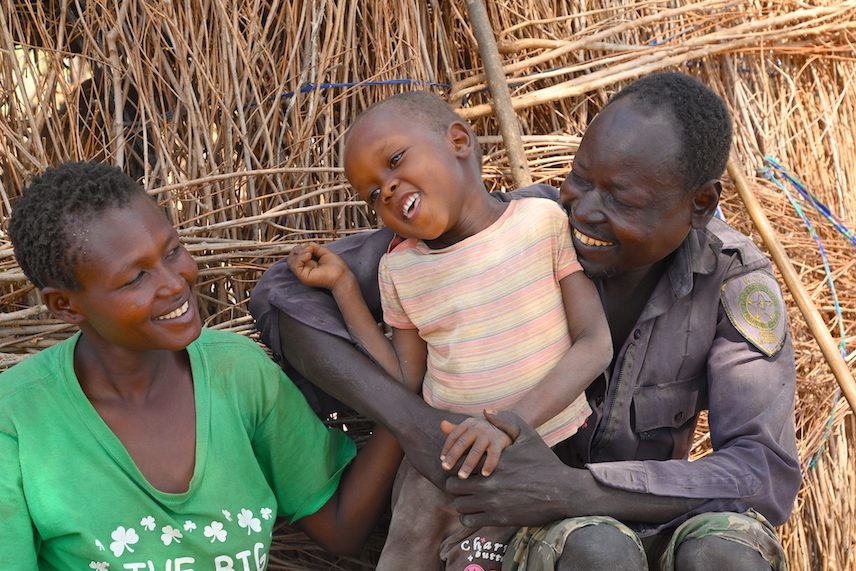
[721,271,786,356]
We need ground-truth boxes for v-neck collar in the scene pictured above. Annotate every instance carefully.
[61,332,210,501]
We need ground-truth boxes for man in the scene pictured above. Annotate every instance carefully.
[249,72,801,570]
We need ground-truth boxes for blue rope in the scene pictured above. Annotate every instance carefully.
[252,79,452,108]
[763,157,856,248]
[759,157,848,356]
[758,157,852,471]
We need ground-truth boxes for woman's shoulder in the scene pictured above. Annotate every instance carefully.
[0,335,76,403]
[193,327,260,349]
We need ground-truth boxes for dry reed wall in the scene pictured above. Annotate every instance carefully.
[1,1,855,568]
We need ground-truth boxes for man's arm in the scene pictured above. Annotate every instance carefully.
[443,409,706,528]
[278,311,461,487]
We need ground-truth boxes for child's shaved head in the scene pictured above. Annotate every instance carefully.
[347,91,483,165]
[352,91,462,136]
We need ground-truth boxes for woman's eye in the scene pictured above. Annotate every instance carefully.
[125,272,145,287]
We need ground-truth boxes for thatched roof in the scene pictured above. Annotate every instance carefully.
[1,1,855,568]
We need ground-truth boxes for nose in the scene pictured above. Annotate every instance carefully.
[158,266,186,296]
[158,252,197,296]
[378,177,398,205]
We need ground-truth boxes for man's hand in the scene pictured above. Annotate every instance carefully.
[444,409,579,528]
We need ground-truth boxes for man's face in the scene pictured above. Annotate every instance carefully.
[560,97,698,280]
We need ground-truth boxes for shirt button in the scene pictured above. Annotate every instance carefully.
[633,329,641,340]
[674,411,684,422]
[595,394,604,406]
[272,352,282,363]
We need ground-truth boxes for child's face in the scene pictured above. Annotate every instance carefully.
[62,196,201,353]
[343,107,471,242]
[560,97,703,280]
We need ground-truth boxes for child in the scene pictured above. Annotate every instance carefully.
[1,161,402,569]
[287,91,613,570]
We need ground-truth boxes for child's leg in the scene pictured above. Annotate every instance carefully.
[376,457,454,571]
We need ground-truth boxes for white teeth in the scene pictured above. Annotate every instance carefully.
[155,301,189,321]
[402,194,418,219]
[573,228,613,247]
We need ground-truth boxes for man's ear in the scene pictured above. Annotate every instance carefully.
[690,179,721,229]
[41,287,85,325]
[448,121,475,159]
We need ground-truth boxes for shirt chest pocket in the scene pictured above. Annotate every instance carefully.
[631,374,706,432]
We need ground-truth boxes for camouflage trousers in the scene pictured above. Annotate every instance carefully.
[503,510,787,571]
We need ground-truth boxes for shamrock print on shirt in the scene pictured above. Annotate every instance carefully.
[204,521,228,543]
[91,503,273,568]
[238,509,262,534]
[140,516,156,531]
[109,526,139,556]
[161,525,183,545]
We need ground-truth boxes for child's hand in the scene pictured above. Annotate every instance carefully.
[439,413,513,479]
[287,242,352,291]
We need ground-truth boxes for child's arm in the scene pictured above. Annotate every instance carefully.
[288,243,425,389]
[296,426,403,555]
[441,270,613,479]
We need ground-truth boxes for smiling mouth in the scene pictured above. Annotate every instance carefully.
[155,301,190,321]
[573,228,614,247]
[402,194,419,220]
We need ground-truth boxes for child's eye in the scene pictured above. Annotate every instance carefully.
[368,189,380,204]
[389,152,403,168]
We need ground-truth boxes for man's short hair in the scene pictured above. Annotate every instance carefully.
[608,71,733,191]
[9,161,148,290]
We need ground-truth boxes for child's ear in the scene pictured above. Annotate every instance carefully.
[41,287,86,325]
[448,121,474,159]
[690,179,721,229]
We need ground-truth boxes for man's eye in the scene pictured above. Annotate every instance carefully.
[166,245,181,258]
[606,193,633,209]
[389,152,403,168]
[571,171,590,186]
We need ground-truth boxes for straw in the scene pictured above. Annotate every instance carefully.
[2,1,855,568]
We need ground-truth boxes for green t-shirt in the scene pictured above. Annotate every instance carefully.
[0,328,356,570]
